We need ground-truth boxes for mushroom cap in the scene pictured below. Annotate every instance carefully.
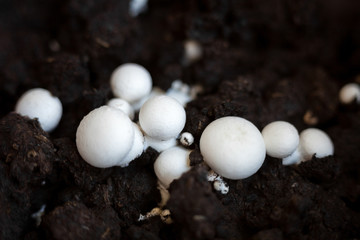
[107,98,135,120]
[200,116,266,180]
[184,40,202,63]
[15,88,63,132]
[339,83,360,104]
[76,106,134,168]
[299,128,334,161]
[180,132,194,147]
[110,63,152,103]
[139,95,186,140]
[261,121,299,158]
[154,146,191,188]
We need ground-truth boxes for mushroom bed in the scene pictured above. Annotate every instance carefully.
[1,0,360,239]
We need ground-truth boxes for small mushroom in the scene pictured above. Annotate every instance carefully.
[139,95,186,141]
[200,116,266,180]
[15,88,63,132]
[154,146,191,188]
[282,128,334,165]
[184,40,202,64]
[299,128,334,162]
[339,83,360,104]
[107,98,135,120]
[110,63,152,103]
[179,132,194,147]
[261,121,299,159]
[129,0,148,17]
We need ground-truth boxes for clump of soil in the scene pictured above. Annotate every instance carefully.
[1,0,360,239]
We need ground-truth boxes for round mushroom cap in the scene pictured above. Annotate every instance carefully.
[15,88,63,132]
[76,106,134,168]
[107,98,135,120]
[139,95,186,140]
[261,121,299,158]
[339,83,360,104]
[110,63,152,103]
[184,40,202,63]
[299,128,334,161]
[180,132,194,147]
[200,116,266,180]
[154,146,191,188]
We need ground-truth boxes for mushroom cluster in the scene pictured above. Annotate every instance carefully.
[282,128,334,165]
[198,117,334,188]
[261,121,334,165]
[75,62,334,195]
[76,63,196,169]
[15,88,63,132]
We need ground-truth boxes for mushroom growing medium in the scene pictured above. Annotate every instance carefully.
[76,106,135,168]
[154,146,191,188]
[200,116,266,180]
[139,95,186,141]
[110,63,152,103]
[261,121,299,159]
[15,88,63,132]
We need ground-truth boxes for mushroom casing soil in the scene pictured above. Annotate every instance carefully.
[1,0,360,239]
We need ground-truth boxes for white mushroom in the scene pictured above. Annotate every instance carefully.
[129,0,148,17]
[179,132,194,147]
[139,95,186,140]
[261,121,299,159]
[282,128,334,165]
[107,98,135,120]
[76,106,134,168]
[154,146,191,188]
[339,83,360,104]
[110,63,152,103]
[200,116,266,180]
[184,40,202,64]
[299,128,334,162]
[15,88,63,132]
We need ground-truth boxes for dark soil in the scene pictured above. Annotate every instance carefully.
[1,0,360,239]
